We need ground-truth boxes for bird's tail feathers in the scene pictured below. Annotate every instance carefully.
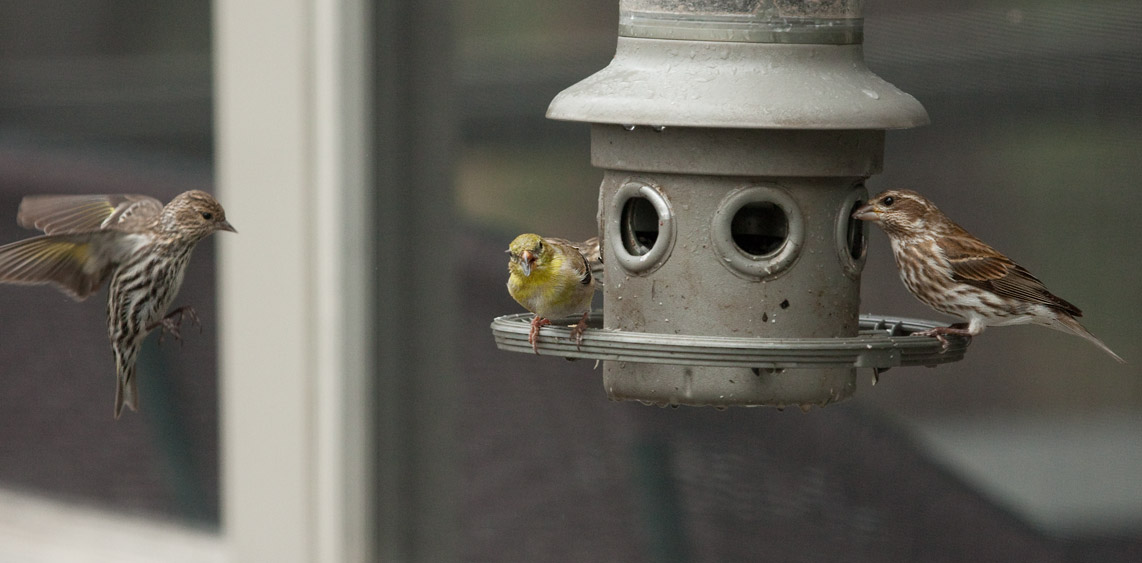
[113,348,140,419]
[1051,314,1126,364]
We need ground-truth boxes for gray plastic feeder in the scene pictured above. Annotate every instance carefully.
[495,0,967,409]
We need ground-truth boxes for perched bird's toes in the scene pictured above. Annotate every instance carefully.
[528,316,550,355]
[528,328,540,354]
[570,312,590,351]
[911,327,953,353]
[570,327,585,351]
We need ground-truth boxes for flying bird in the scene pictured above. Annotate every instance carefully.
[853,189,1123,363]
[0,191,237,417]
[506,233,596,354]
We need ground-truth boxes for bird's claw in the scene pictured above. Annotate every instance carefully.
[150,306,200,347]
[528,313,590,354]
[528,316,551,354]
[913,326,970,353]
[569,312,590,351]
[913,328,951,352]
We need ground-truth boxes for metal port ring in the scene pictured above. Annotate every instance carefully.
[835,184,869,280]
[607,179,676,275]
[711,184,804,281]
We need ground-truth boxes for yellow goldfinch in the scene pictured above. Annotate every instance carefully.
[507,233,596,353]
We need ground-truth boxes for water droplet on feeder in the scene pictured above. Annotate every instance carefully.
[652,125,666,132]
[862,89,880,100]
[622,124,636,131]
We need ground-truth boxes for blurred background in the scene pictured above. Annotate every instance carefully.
[1,0,1140,561]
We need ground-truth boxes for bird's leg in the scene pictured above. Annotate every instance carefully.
[149,306,201,346]
[528,316,551,354]
[913,322,972,351]
[569,311,590,351]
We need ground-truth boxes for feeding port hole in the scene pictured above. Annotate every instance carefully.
[730,201,787,257]
[620,196,659,256]
[846,200,866,260]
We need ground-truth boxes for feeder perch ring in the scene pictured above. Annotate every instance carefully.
[491,312,969,369]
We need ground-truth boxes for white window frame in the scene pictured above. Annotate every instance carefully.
[0,1,373,559]
[215,0,373,561]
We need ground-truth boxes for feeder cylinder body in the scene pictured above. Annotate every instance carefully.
[595,125,875,407]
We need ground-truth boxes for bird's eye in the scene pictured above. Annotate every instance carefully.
[882,196,895,207]
[201,211,214,220]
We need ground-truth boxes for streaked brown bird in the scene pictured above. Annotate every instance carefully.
[853,189,1124,363]
[0,191,237,417]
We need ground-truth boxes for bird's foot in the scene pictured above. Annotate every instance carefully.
[569,312,590,351]
[528,316,551,354]
[913,323,972,352]
[149,306,201,347]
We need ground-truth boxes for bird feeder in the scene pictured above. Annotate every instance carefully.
[492,0,971,409]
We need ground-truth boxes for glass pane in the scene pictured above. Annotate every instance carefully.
[0,0,217,525]
[455,0,1142,559]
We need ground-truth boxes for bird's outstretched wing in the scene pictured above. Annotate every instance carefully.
[17,194,163,234]
[0,233,119,300]
[938,235,1082,317]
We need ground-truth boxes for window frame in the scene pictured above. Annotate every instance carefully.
[215,0,374,561]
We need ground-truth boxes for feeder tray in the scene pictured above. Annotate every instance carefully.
[491,312,970,370]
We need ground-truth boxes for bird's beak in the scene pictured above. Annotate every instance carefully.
[520,250,534,276]
[851,203,879,222]
[219,220,238,233]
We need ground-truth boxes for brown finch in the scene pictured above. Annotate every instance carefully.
[0,191,236,417]
[853,189,1124,363]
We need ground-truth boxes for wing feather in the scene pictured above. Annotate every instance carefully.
[0,234,116,300]
[938,236,1082,316]
[18,194,163,234]
[552,236,602,287]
